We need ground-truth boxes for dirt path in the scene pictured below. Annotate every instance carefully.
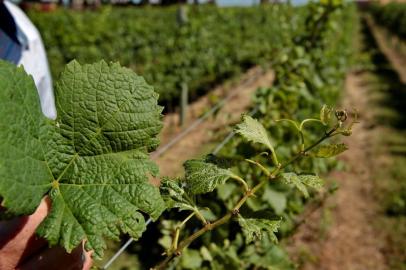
[285,71,387,270]
[153,67,274,177]
[284,16,406,270]
[368,18,406,83]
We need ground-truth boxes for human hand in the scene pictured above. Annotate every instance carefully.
[0,197,92,270]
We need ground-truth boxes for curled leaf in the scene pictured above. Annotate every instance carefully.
[298,174,324,190]
[279,173,309,198]
[235,115,279,165]
[320,104,333,125]
[238,213,281,244]
[160,178,195,212]
[312,143,348,158]
[184,159,235,195]
[235,115,274,152]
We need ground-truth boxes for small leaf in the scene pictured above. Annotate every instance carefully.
[238,215,281,244]
[160,178,195,212]
[200,246,213,262]
[158,235,172,250]
[298,175,324,190]
[262,188,287,215]
[235,115,274,152]
[184,159,234,194]
[200,208,217,221]
[209,243,241,267]
[217,183,237,201]
[244,245,294,269]
[279,173,309,198]
[320,104,333,125]
[180,249,203,269]
[312,143,348,158]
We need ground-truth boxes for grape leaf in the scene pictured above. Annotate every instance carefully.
[262,188,287,215]
[320,104,333,125]
[238,215,281,244]
[235,115,274,152]
[209,243,240,268]
[279,173,309,198]
[0,60,165,258]
[245,245,295,270]
[279,173,324,197]
[312,143,348,158]
[160,178,195,212]
[298,174,324,190]
[180,249,203,269]
[184,159,237,195]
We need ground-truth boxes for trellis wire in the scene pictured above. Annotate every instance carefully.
[102,70,264,269]
[211,107,258,155]
[102,107,259,269]
[102,219,152,269]
[150,69,262,159]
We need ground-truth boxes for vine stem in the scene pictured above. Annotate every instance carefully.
[170,212,196,251]
[230,174,249,192]
[152,126,338,270]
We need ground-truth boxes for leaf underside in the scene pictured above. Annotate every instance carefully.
[161,178,196,212]
[280,173,309,198]
[320,104,333,125]
[312,143,348,158]
[0,60,165,258]
[184,159,234,195]
[279,173,324,198]
[238,215,281,244]
[234,115,274,151]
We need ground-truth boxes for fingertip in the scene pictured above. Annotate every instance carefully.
[81,241,93,270]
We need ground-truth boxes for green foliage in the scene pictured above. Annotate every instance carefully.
[28,6,293,107]
[279,173,309,198]
[320,104,333,125]
[243,245,295,270]
[143,2,358,269]
[180,249,203,269]
[184,159,238,195]
[312,143,348,158]
[238,214,281,244]
[369,2,406,40]
[0,60,165,259]
[235,115,275,154]
[0,2,359,269]
[161,178,196,212]
[262,188,287,215]
[159,2,358,269]
[299,174,324,190]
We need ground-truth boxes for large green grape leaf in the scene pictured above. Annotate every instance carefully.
[0,60,165,258]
